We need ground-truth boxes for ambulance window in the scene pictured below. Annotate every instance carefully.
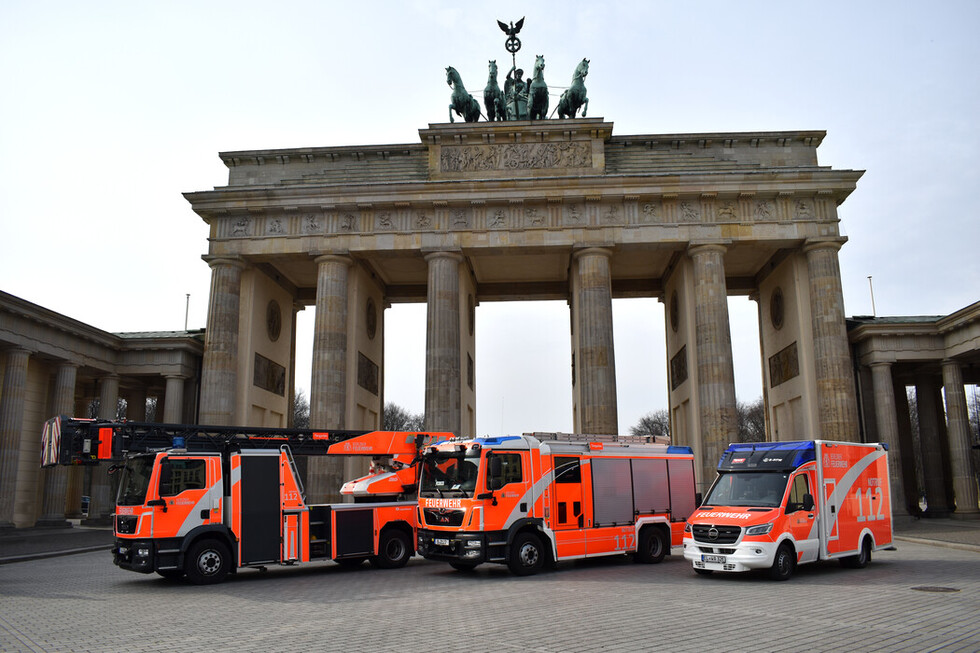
[159,458,206,496]
[786,474,809,513]
[555,457,581,483]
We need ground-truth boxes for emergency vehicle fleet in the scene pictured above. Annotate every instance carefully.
[415,433,698,575]
[41,416,448,584]
[683,440,894,580]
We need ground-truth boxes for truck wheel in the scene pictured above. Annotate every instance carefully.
[508,532,545,576]
[636,527,668,564]
[372,529,412,569]
[185,539,231,585]
[841,537,872,569]
[768,543,795,581]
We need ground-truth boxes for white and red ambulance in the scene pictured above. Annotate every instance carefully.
[683,440,893,580]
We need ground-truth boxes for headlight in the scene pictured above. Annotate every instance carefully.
[745,523,773,536]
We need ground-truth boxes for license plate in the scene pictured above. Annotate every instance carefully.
[435,538,450,546]
[702,554,725,564]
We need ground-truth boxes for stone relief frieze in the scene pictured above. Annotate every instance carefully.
[641,202,660,222]
[339,213,356,231]
[755,199,774,221]
[564,204,583,225]
[232,216,251,236]
[525,207,544,226]
[451,208,469,229]
[376,212,393,230]
[795,199,813,220]
[717,201,737,222]
[680,201,701,222]
[415,211,431,229]
[603,205,621,224]
[489,209,507,228]
[266,218,284,235]
[440,141,592,173]
[302,214,321,234]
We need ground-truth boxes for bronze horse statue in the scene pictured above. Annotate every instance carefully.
[557,58,589,119]
[528,55,548,120]
[483,60,506,122]
[446,66,481,123]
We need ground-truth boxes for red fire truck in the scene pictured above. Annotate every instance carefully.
[415,433,698,575]
[683,440,894,580]
[41,416,447,584]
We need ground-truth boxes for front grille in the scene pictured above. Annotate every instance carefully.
[423,508,465,527]
[115,515,137,535]
[692,524,741,545]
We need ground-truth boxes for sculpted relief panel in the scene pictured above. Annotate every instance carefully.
[440,142,592,173]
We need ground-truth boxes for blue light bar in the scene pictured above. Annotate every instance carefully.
[718,440,815,472]
[667,445,694,455]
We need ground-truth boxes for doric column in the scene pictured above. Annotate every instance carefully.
[803,239,859,440]
[162,375,185,423]
[36,363,78,527]
[916,375,950,516]
[0,348,32,529]
[86,374,120,525]
[199,256,245,425]
[307,254,352,503]
[942,360,979,517]
[424,251,463,435]
[689,244,737,487]
[572,247,618,435]
[869,362,908,516]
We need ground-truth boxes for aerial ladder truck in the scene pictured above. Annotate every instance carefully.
[41,416,448,584]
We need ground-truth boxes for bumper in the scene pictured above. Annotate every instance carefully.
[113,538,181,574]
[682,537,778,572]
[417,529,506,564]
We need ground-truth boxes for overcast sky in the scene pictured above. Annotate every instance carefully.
[2,1,977,435]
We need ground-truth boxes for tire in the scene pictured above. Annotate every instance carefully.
[156,569,184,581]
[841,537,872,569]
[635,527,668,564]
[507,532,545,576]
[184,539,231,585]
[372,529,412,569]
[450,561,479,572]
[693,568,714,576]
[768,543,795,581]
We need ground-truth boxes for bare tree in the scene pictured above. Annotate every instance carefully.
[629,409,670,439]
[383,402,424,431]
[736,397,766,442]
[293,390,310,429]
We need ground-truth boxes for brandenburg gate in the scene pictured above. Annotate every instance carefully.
[184,118,862,494]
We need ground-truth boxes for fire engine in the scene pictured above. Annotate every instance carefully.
[683,440,894,580]
[41,416,448,584]
[415,433,698,575]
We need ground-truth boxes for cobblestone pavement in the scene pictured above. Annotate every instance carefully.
[1,541,978,653]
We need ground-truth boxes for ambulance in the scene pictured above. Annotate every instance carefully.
[683,440,893,580]
[415,432,698,575]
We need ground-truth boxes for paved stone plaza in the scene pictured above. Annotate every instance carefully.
[1,540,977,652]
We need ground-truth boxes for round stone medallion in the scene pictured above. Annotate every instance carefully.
[266,300,282,342]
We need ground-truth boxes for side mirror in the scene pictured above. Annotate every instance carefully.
[802,493,814,512]
[488,455,503,490]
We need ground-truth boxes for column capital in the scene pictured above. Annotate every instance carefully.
[687,241,730,257]
[802,236,848,255]
[201,255,247,270]
[313,253,353,267]
[868,360,894,370]
[572,246,613,261]
[423,250,464,264]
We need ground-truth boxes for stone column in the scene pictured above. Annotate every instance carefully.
[36,363,78,527]
[942,360,980,517]
[0,348,32,529]
[307,254,352,503]
[199,257,245,425]
[424,251,463,435]
[869,362,908,516]
[162,375,185,423]
[572,248,618,435]
[917,376,950,516]
[689,244,738,487]
[85,375,119,525]
[803,239,859,440]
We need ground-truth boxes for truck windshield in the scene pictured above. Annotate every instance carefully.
[115,455,156,506]
[702,472,789,508]
[419,451,480,498]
